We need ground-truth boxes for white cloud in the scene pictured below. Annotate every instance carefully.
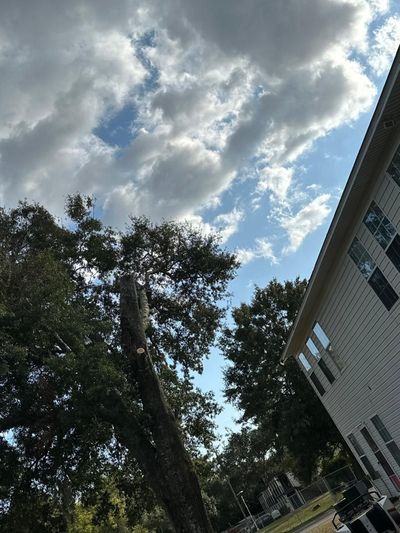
[184,207,244,244]
[0,0,387,249]
[369,15,400,76]
[281,194,332,253]
[368,0,390,16]
[257,166,294,202]
[236,237,277,266]
[213,208,245,243]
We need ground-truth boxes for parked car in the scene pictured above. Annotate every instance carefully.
[255,512,273,527]
[271,509,282,520]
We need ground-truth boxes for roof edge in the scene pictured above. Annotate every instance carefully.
[282,46,400,362]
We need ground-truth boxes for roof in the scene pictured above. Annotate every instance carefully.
[282,46,400,361]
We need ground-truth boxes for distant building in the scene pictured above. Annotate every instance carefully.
[282,48,400,497]
[259,473,304,514]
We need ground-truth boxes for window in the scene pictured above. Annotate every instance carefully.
[361,426,400,491]
[318,359,335,384]
[306,338,320,360]
[371,415,400,468]
[348,238,376,279]
[313,322,330,349]
[298,353,311,372]
[310,372,325,395]
[368,268,399,310]
[348,433,378,479]
[349,238,398,310]
[387,235,400,273]
[361,427,379,452]
[363,202,395,249]
[386,147,400,187]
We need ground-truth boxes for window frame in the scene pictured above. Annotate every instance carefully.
[312,322,331,350]
[361,426,400,491]
[371,415,400,469]
[348,237,399,311]
[363,201,396,250]
[386,234,400,273]
[348,237,376,279]
[368,267,399,311]
[386,146,400,187]
[317,358,335,384]
[347,432,379,480]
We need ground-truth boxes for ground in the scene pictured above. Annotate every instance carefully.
[259,492,341,533]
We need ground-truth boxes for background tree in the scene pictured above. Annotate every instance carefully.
[207,428,268,531]
[221,279,345,482]
[0,197,237,532]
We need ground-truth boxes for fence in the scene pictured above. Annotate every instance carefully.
[298,465,357,504]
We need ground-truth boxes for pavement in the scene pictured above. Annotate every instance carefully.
[292,509,336,533]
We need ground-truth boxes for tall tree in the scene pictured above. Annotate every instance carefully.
[221,279,343,482]
[0,197,237,532]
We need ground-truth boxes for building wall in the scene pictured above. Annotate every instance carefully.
[296,130,400,496]
[259,474,304,514]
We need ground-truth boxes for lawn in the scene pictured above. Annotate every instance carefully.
[259,492,341,533]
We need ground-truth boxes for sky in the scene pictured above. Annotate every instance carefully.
[1,0,400,436]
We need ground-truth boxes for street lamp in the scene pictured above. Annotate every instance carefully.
[226,478,246,519]
[237,490,259,531]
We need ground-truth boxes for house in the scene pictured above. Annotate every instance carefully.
[259,473,304,514]
[282,47,400,497]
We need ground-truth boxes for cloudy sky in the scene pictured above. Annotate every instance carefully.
[1,0,400,432]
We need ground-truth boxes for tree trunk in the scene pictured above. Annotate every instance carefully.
[119,275,214,533]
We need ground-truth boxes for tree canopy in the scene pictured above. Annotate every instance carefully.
[0,196,238,532]
[221,279,344,482]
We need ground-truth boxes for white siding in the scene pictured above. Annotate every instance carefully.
[297,135,400,495]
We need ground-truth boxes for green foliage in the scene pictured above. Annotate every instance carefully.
[221,279,343,483]
[0,196,237,530]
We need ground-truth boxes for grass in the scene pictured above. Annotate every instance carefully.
[259,492,341,533]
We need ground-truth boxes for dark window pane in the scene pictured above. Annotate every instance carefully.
[375,224,394,248]
[387,235,400,273]
[318,359,335,384]
[369,268,387,292]
[381,225,395,248]
[348,433,364,456]
[310,372,325,396]
[371,415,392,443]
[349,237,366,264]
[348,238,376,279]
[364,202,382,233]
[381,286,399,310]
[359,252,376,278]
[387,441,400,468]
[361,427,379,453]
[375,450,396,477]
[368,268,399,310]
[361,456,379,480]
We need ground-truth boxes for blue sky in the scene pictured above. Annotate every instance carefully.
[0,0,399,437]
[195,106,380,435]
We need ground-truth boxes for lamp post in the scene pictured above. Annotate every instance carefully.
[226,477,246,519]
[237,490,259,531]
